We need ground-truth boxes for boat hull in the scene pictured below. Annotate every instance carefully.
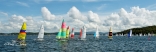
[108,36,113,39]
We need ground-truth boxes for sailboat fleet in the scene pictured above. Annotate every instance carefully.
[7,19,155,47]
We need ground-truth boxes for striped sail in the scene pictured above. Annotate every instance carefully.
[128,30,132,38]
[56,19,66,39]
[18,22,27,40]
[61,19,66,38]
[94,26,99,38]
[108,27,113,39]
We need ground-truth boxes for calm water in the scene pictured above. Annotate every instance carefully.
[0,35,156,52]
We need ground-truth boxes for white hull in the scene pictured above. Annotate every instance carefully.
[36,38,44,41]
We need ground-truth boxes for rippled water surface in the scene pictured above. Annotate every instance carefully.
[1,35,156,52]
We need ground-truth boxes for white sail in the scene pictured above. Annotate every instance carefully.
[95,26,99,38]
[37,25,44,39]
[81,26,86,40]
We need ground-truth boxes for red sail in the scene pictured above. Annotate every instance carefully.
[79,28,82,39]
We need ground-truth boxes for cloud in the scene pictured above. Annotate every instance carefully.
[82,0,117,2]
[88,11,101,23]
[103,6,156,32]
[41,7,55,21]
[82,0,98,2]
[67,6,87,21]
[1,6,156,33]
[16,1,29,7]
[33,0,53,3]
[0,12,8,17]
[146,4,156,10]
[97,4,107,10]
[9,15,27,23]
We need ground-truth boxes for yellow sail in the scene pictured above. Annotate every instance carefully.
[18,22,27,40]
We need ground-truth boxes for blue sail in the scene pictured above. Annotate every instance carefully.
[94,32,96,38]
[128,30,132,38]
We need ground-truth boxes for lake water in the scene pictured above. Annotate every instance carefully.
[0,35,156,52]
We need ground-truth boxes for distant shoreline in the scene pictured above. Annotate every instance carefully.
[0,32,114,35]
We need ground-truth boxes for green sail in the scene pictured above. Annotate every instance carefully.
[56,29,62,39]
[61,31,66,38]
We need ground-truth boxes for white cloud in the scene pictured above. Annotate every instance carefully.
[1,6,156,33]
[0,12,8,17]
[97,4,107,10]
[88,11,101,23]
[103,6,156,32]
[16,1,29,7]
[67,6,87,21]
[41,7,55,21]
[9,15,27,23]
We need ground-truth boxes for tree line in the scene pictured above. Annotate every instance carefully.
[116,25,156,35]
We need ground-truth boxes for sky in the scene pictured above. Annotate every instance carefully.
[0,0,156,33]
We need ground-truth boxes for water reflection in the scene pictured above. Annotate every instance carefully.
[19,47,26,52]
[58,40,68,52]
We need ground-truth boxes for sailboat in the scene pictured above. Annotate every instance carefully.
[80,26,86,40]
[128,30,132,38]
[37,25,44,41]
[56,19,67,41]
[66,26,70,39]
[17,22,27,46]
[79,28,82,39]
[70,28,74,39]
[94,26,99,39]
[108,27,113,40]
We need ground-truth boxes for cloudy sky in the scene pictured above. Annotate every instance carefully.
[0,0,156,33]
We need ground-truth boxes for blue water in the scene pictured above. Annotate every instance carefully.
[0,35,156,52]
